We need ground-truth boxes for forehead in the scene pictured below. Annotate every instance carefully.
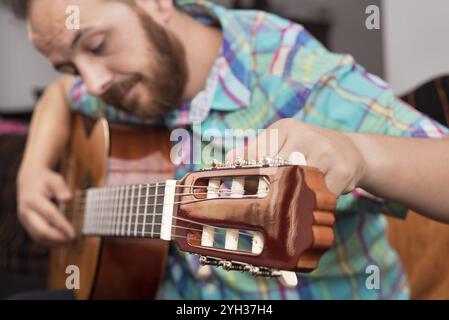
[28,0,135,55]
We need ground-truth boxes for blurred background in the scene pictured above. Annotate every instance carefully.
[2,0,449,114]
[1,0,449,299]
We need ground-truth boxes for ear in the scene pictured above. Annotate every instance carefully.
[134,0,175,25]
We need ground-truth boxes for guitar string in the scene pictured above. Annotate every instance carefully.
[80,213,258,239]
[67,183,267,201]
[62,184,268,239]
[68,195,261,239]
[83,223,256,240]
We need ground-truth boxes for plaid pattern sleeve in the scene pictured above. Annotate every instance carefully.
[295,56,449,218]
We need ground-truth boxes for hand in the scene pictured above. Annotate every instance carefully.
[226,118,367,196]
[17,166,75,245]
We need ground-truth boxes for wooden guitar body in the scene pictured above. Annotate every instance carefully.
[48,115,174,299]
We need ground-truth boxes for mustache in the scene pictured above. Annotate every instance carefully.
[101,75,142,108]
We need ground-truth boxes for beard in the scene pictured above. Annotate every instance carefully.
[101,7,188,121]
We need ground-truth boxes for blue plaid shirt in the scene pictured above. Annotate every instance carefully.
[68,1,448,299]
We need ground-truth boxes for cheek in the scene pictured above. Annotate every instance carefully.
[110,51,149,76]
[136,83,152,103]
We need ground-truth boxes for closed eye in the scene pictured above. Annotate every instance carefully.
[54,62,80,76]
[90,41,106,55]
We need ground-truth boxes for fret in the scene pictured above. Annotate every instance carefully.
[106,188,111,235]
[98,190,104,233]
[99,189,104,234]
[73,190,79,233]
[92,191,95,233]
[83,190,91,234]
[96,190,100,234]
[151,183,159,238]
[116,186,124,236]
[111,187,118,235]
[112,187,120,235]
[127,185,135,236]
[142,184,150,237]
[105,189,109,234]
[154,184,165,237]
[110,188,115,235]
[91,192,94,233]
[105,189,110,234]
[107,188,115,235]
[134,185,142,237]
[121,186,129,236]
[137,186,145,237]
[105,189,110,235]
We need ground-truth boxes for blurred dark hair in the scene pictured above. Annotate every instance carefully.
[7,0,180,20]
[7,0,30,19]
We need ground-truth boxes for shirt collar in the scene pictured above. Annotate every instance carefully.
[166,1,254,127]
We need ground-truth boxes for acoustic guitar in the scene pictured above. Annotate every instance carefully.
[48,113,336,299]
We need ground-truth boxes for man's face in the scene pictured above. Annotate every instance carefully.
[28,0,188,120]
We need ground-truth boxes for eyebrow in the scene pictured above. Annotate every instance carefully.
[70,28,91,50]
[52,28,94,74]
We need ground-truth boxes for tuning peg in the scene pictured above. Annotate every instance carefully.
[261,156,274,167]
[279,271,299,288]
[199,256,220,266]
[218,260,246,272]
[274,155,286,166]
[211,159,222,168]
[198,256,296,282]
[247,159,258,166]
[219,260,233,271]
[233,157,245,167]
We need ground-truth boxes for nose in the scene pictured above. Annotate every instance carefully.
[77,60,113,97]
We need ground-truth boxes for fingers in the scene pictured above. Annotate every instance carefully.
[19,208,70,245]
[225,118,363,197]
[29,195,75,239]
[226,126,286,163]
[17,170,75,245]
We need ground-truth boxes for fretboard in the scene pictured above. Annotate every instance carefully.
[82,180,177,239]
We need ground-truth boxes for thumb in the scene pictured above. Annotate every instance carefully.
[47,172,72,202]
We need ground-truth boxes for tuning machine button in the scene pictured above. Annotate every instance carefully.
[199,256,220,266]
[198,256,298,287]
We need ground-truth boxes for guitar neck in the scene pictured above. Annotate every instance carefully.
[75,180,178,240]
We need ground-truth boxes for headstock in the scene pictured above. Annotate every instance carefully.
[172,155,336,285]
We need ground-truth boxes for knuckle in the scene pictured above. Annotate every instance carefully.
[318,143,333,160]
[337,166,353,183]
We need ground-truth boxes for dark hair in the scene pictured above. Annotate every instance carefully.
[7,0,181,20]
[7,0,30,19]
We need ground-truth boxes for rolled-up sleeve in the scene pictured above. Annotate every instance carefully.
[297,55,449,218]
